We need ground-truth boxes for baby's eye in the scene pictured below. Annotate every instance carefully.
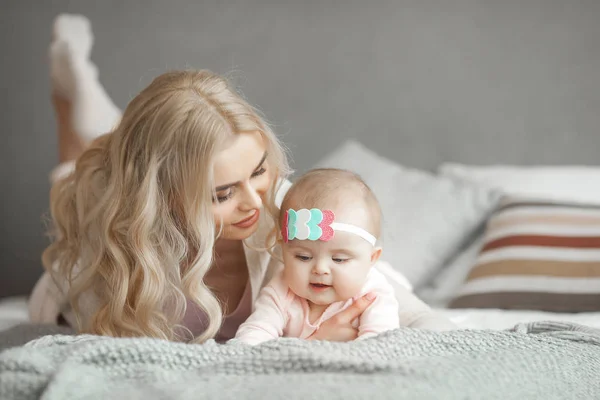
[295,255,311,261]
[332,257,349,263]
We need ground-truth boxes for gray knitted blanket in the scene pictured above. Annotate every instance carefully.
[1,321,599,400]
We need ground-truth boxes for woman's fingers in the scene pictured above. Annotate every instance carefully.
[333,292,377,324]
[305,293,377,342]
[307,325,358,342]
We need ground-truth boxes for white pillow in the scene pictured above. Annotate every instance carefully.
[439,163,600,205]
[313,141,500,289]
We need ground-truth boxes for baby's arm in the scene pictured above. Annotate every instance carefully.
[356,273,400,339]
[234,283,289,345]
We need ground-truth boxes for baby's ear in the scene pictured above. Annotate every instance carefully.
[370,247,382,266]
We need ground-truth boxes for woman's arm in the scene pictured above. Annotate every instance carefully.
[28,271,65,324]
[395,284,457,331]
[374,260,457,331]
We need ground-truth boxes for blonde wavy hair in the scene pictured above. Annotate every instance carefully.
[42,70,290,343]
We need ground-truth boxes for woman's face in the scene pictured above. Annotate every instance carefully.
[211,131,273,240]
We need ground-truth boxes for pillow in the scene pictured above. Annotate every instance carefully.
[313,140,500,289]
[439,163,600,205]
[449,198,600,312]
[417,233,486,308]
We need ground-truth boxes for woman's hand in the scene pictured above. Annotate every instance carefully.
[306,292,377,342]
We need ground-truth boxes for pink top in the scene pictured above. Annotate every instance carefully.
[235,269,400,345]
[182,279,253,342]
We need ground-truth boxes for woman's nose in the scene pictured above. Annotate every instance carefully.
[240,183,262,210]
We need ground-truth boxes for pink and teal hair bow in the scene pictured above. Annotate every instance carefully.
[281,208,376,246]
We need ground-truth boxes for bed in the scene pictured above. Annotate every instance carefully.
[0,297,29,334]
[3,296,600,335]
[3,140,600,398]
[2,298,600,399]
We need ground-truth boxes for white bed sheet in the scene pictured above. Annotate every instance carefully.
[2,296,599,334]
[436,307,600,330]
[0,296,29,332]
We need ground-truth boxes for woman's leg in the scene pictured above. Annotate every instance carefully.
[30,14,125,323]
[49,14,122,167]
[53,94,85,164]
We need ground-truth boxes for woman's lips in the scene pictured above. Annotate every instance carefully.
[233,210,260,228]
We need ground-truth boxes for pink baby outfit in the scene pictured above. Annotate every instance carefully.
[235,268,400,345]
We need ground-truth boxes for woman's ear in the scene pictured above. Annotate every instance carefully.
[370,247,382,266]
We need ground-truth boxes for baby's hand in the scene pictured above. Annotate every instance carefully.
[306,292,377,342]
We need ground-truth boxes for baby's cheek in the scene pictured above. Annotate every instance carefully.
[282,266,296,285]
[284,267,304,290]
[334,275,365,300]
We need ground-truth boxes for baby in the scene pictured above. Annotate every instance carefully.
[234,168,399,345]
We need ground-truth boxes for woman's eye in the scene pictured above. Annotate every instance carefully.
[296,255,311,261]
[332,258,348,263]
[215,190,233,203]
[251,167,267,178]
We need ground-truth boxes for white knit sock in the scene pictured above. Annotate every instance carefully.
[49,14,122,143]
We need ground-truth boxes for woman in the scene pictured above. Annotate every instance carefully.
[29,14,455,343]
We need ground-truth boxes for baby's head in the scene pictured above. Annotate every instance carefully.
[278,168,383,306]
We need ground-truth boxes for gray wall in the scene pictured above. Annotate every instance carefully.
[2,0,599,297]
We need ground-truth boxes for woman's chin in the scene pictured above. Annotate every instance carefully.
[220,223,260,241]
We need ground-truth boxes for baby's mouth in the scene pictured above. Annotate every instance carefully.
[310,283,332,292]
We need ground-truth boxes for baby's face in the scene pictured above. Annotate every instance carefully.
[282,231,378,306]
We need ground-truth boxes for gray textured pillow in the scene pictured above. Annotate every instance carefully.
[314,140,500,289]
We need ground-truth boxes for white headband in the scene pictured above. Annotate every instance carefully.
[282,208,376,246]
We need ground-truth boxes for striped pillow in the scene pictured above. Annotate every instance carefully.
[449,198,600,312]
